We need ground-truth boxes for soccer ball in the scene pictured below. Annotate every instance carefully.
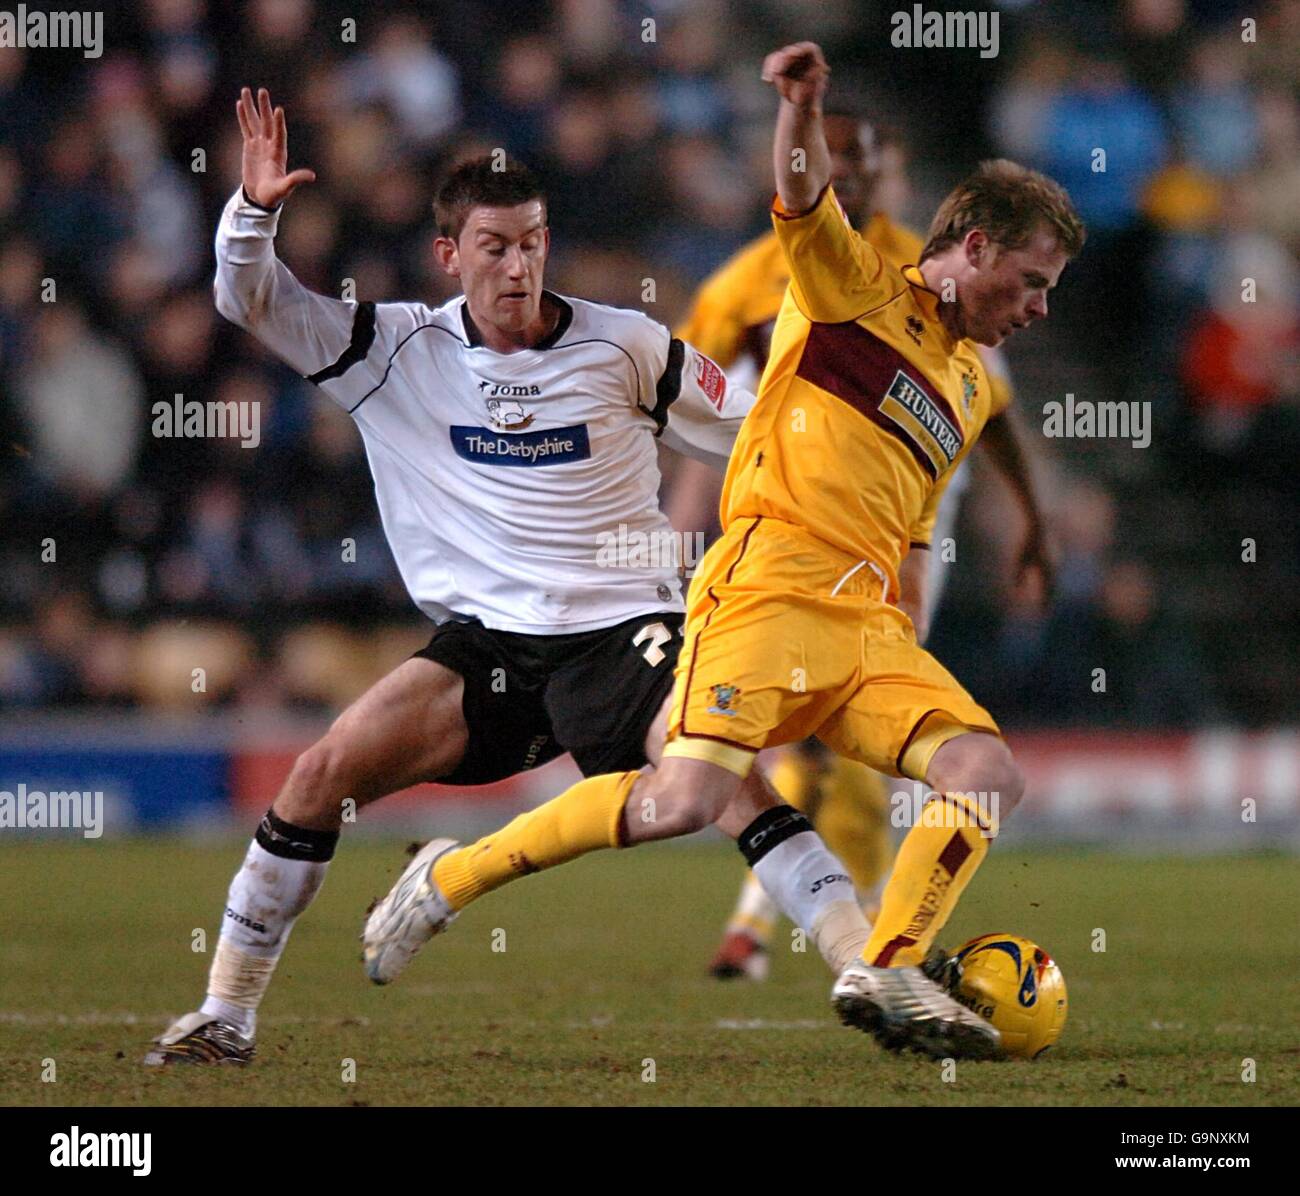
[950,933,1068,1059]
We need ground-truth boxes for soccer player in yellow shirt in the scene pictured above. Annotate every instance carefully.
[365,42,1084,1059]
[672,113,1053,983]
[673,114,918,982]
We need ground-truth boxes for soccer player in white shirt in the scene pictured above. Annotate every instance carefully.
[146,88,870,1065]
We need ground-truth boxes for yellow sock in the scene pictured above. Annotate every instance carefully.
[861,792,995,968]
[434,771,636,911]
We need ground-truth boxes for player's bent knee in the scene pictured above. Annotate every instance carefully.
[636,756,740,838]
[986,752,1025,817]
[642,787,723,838]
[976,739,1024,814]
[928,732,1025,818]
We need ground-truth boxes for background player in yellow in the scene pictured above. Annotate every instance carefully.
[364,41,1084,1061]
[671,114,1055,982]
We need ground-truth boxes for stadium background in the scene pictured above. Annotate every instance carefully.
[1,0,1297,849]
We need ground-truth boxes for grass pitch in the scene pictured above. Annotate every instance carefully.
[2,838,1296,1106]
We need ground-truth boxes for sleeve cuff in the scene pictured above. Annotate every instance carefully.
[240,187,281,215]
[771,182,832,221]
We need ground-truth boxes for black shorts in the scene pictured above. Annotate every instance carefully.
[413,612,685,786]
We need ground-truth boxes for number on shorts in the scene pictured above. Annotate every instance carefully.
[633,621,672,667]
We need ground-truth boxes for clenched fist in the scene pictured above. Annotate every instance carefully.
[761,42,830,110]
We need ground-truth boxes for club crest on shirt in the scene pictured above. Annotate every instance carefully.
[708,683,742,716]
[960,369,978,419]
[484,397,536,432]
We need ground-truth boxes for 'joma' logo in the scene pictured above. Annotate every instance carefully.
[478,380,541,397]
[224,907,267,934]
[809,873,850,895]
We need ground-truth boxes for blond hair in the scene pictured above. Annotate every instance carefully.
[921,159,1085,262]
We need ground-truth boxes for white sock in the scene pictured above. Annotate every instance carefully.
[200,838,330,1038]
[750,829,871,974]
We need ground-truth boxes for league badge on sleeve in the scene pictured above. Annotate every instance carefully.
[694,352,728,412]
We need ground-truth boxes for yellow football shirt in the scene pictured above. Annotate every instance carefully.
[718,185,1009,600]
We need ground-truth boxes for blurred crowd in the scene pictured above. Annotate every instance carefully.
[0,0,1296,726]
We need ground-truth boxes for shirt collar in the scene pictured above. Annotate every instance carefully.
[461,291,573,350]
[902,264,958,354]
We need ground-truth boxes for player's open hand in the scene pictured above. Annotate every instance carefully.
[237,86,316,210]
[761,42,830,109]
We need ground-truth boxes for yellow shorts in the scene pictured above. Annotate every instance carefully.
[665,516,999,779]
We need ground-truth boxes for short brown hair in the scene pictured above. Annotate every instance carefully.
[921,159,1085,262]
[433,155,547,241]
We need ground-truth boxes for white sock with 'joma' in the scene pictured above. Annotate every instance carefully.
[198,810,337,1039]
[739,806,872,974]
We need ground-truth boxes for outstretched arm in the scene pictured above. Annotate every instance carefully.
[763,42,831,215]
[214,87,341,359]
[215,88,400,408]
[763,43,890,324]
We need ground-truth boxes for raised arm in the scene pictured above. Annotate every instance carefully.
[762,42,831,215]
[215,88,398,408]
[762,43,892,324]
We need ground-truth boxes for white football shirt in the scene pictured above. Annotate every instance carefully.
[214,189,754,633]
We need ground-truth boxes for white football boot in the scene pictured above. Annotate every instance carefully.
[832,961,1002,1060]
[362,838,460,985]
